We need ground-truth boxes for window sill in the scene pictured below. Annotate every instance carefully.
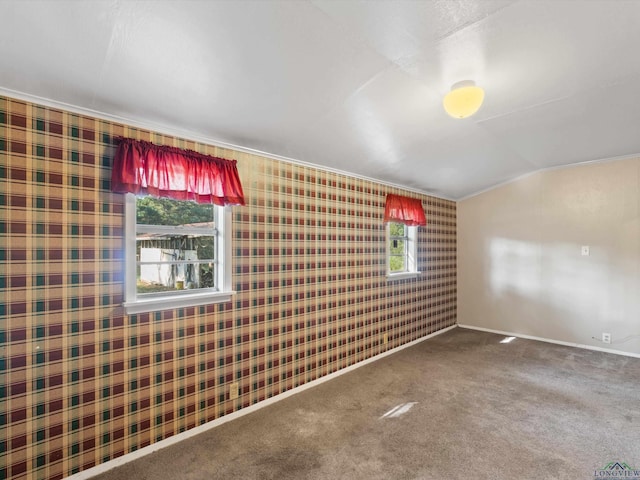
[386,271,421,281]
[123,290,236,314]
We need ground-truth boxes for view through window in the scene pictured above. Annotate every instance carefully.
[135,197,218,295]
[389,222,409,273]
[387,221,419,277]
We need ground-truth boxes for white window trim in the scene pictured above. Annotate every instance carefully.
[386,223,421,280]
[122,193,235,314]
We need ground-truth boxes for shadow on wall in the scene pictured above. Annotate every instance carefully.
[488,237,637,346]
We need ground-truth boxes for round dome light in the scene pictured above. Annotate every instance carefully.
[443,80,485,119]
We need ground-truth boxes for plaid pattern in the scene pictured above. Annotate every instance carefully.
[0,95,457,480]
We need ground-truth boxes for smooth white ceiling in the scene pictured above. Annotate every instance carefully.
[2,0,640,199]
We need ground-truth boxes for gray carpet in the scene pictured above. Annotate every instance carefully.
[92,327,640,480]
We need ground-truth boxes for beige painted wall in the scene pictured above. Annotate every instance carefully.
[458,156,640,355]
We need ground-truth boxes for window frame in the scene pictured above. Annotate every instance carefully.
[123,193,235,314]
[386,222,420,280]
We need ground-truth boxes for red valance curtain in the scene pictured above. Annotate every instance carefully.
[383,194,427,226]
[111,138,245,206]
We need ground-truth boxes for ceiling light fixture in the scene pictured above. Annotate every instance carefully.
[443,80,485,119]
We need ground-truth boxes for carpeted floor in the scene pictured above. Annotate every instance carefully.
[91,327,640,480]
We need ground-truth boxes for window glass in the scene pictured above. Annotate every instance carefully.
[137,196,213,226]
[387,222,419,278]
[135,197,217,295]
[389,222,408,273]
[123,194,234,313]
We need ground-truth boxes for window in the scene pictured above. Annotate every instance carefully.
[383,193,425,280]
[123,194,233,314]
[387,222,419,279]
[111,137,244,313]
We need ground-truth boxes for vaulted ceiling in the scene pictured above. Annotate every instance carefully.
[2,0,640,199]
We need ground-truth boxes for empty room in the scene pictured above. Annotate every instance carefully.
[1,1,639,479]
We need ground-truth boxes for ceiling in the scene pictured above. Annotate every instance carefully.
[2,0,640,200]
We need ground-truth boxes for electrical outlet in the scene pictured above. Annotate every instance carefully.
[382,333,388,344]
[229,382,239,400]
[602,333,611,344]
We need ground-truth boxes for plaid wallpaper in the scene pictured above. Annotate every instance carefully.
[0,95,457,480]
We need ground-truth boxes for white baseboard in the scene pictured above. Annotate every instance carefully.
[457,324,640,359]
[65,324,456,480]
